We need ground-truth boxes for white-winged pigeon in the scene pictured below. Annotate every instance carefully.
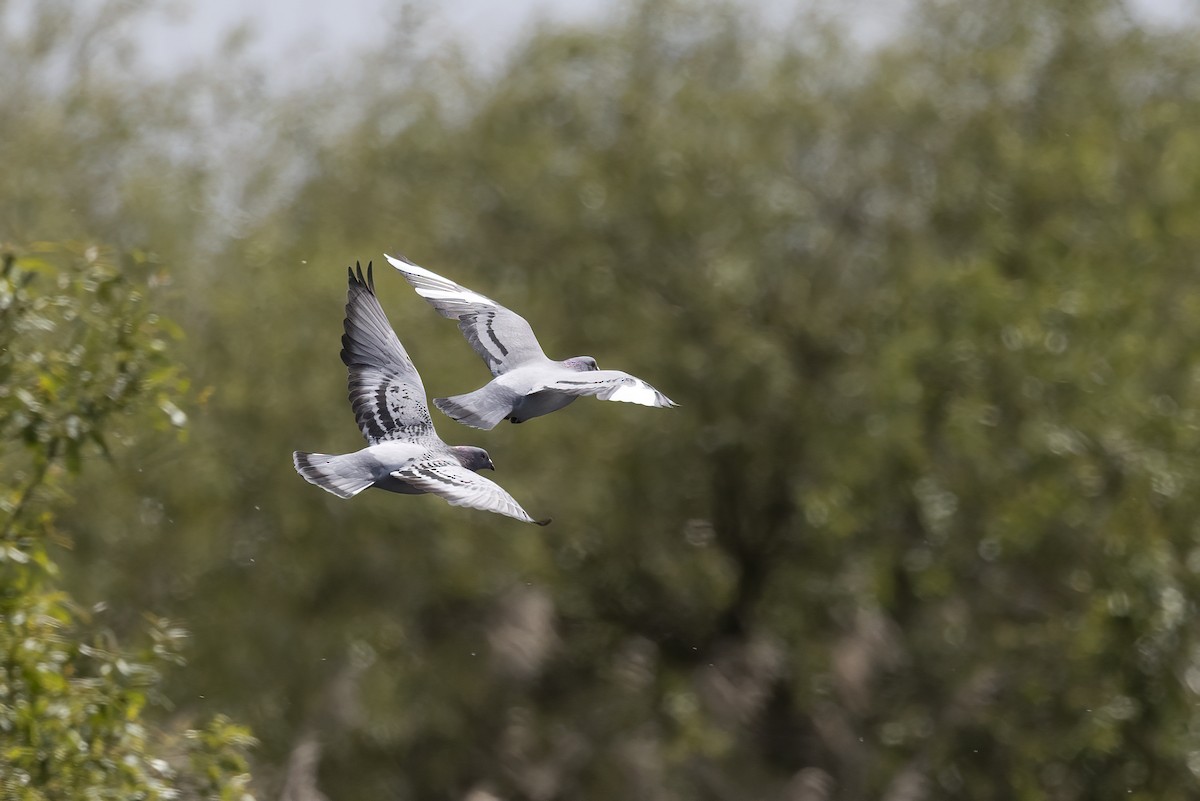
[293,262,549,525]
[384,253,677,430]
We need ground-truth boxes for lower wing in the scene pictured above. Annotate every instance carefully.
[393,459,550,525]
[535,370,677,408]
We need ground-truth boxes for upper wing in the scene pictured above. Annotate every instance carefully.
[393,459,550,525]
[534,369,678,408]
[340,262,436,444]
[384,253,548,377]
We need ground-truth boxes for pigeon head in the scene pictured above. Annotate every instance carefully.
[451,445,495,471]
[564,355,599,372]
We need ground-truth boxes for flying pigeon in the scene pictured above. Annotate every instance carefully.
[383,253,677,430]
[292,262,550,525]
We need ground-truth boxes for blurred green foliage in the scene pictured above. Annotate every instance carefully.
[5,0,1200,798]
[0,246,255,799]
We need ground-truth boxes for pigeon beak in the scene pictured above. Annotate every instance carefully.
[486,459,496,471]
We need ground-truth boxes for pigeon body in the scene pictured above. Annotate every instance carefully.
[384,253,677,430]
[293,263,549,525]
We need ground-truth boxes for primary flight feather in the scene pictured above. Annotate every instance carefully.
[292,262,549,525]
[384,253,677,430]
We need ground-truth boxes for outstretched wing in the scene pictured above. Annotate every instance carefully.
[535,369,678,408]
[393,459,550,525]
[385,253,548,376]
[340,262,435,444]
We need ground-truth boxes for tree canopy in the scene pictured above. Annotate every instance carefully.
[0,244,254,800]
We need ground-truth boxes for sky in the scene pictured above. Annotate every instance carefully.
[125,0,1199,84]
[9,0,1196,89]
[134,0,614,80]
[83,0,920,84]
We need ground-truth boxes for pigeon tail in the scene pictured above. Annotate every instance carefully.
[433,384,517,430]
[293,451,375,498]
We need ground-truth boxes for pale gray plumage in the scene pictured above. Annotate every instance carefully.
[384,253,678,430]
[293,262,549,525]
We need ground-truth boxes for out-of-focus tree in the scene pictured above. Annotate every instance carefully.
[0,244,255,799]
[11,0,1200,798]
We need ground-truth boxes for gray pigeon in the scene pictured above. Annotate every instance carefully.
[292,262,549,525]
[383,253,677,430]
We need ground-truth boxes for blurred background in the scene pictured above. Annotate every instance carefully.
[3,0,1200,798]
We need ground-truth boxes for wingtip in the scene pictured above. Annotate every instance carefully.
[349,261,378,295]
[384,252,447,284]
[384,252,414,268]
[533,517,552,527]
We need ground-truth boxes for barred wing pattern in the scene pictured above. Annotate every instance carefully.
[341,262,436,444]
[385,254,548,377]
[393,459,550,525]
